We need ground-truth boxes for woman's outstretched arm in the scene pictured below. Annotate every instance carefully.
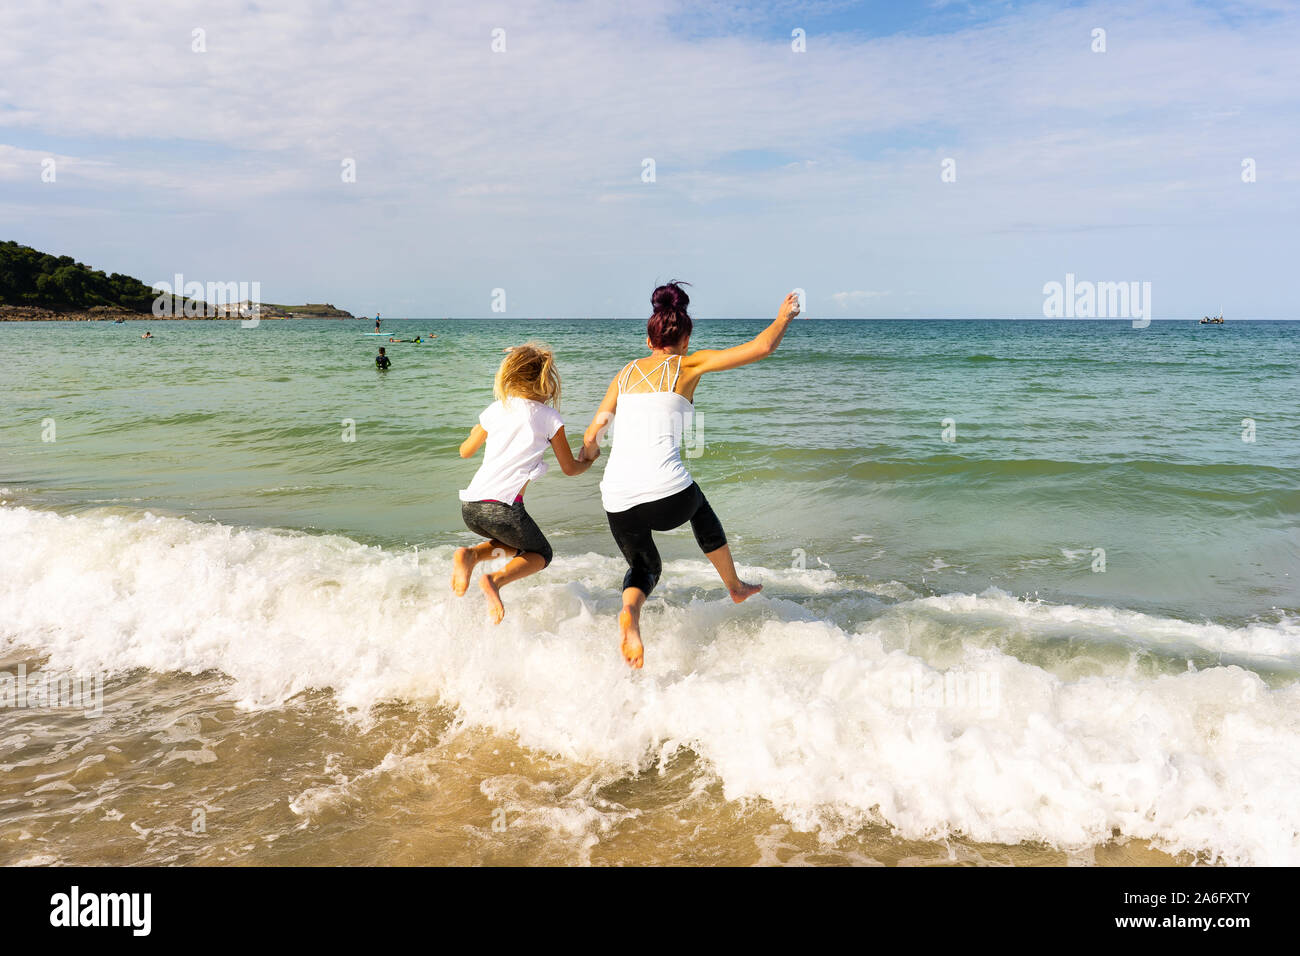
[687,293,801,374]
[582,374,621,460]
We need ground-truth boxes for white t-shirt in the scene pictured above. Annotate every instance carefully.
[459,398,565,503]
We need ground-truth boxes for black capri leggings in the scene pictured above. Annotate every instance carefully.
[605,482,727,595]
[461,499,554,566]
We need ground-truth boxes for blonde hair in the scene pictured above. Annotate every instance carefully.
[494,343,561,409]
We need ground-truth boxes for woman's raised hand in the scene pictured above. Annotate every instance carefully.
[778,292,801,321]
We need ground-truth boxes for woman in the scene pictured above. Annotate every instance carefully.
[582,282,801,668]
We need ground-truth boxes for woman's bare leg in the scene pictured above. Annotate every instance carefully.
[619,587,647,668]
[704,544,762,603]
[480,551,548,624]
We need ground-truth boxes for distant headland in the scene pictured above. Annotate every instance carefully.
[0,241,356,321]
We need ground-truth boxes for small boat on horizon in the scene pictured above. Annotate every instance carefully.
[1199,310,1225,325]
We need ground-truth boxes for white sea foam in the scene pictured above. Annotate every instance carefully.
[3,504,1299,864]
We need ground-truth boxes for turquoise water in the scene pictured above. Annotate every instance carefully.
[2,317,1299,866]
[4,318,1297,621]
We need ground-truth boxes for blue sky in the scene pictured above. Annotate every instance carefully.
[1,0,1297,318]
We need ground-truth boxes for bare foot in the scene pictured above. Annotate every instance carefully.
[729,580,762,604]
[480,574,505,624]
[619,608,643,669]
[451,547,476,596]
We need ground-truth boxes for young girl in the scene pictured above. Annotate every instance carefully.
[451,344,597,623]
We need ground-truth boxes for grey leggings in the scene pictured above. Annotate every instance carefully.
[461,499,554,566]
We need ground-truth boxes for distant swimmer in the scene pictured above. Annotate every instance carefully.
[376,347,391,370]
[141,331,153,339]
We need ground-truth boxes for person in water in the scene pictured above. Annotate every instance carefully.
[452,343,597,623]
[581,282,801,668]
[141,331,153,339]
[376,347,391,370]
[374,314,382,331]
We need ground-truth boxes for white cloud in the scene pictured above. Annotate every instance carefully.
[0,145,111,182]
[1,0,1296,316]
[831,290,891,308]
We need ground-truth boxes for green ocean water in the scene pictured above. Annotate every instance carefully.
[3,318,1296,622]
[3,317,1300,867]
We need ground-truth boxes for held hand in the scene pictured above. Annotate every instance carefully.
[778,292,801,321]
[581,442,601,463]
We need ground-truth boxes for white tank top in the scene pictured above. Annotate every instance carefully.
[599,355,696,513]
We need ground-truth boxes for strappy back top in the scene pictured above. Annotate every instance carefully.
[599,355,697,513]
[618,353,684,395]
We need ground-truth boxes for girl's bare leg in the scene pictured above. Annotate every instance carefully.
[619,587,647,668]
[480,552,548,624]
[451,541,507,595]
[704,544,762,603]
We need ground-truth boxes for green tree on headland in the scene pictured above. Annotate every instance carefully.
[0,241,158,311]
[1,241,354,318]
